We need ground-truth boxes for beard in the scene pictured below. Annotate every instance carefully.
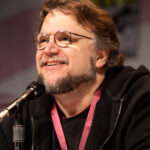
[38,57,96,95]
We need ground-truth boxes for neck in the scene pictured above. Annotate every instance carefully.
[53,74,104,118]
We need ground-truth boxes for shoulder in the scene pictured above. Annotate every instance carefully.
[103,66,150,148]
[102,65,150,99]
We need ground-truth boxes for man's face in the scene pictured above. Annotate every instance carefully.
[36,10,97,94]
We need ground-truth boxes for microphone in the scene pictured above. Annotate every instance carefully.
[0,81,45,122]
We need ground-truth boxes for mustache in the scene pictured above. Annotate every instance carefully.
[40,56,69,66]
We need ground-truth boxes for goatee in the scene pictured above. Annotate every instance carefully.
[38,57,96,95]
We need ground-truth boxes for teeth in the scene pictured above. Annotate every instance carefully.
[47,63,57,66]
[46,62,62,66]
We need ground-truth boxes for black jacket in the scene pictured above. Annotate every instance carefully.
[0,65,150,150]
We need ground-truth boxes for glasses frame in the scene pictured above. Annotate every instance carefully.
[36,30,94,50]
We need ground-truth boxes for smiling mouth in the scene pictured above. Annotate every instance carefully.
[46,62,66,66]
[40,57,69,67]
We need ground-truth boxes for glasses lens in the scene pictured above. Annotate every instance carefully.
[37,34,49,50]
[55,31,70,47]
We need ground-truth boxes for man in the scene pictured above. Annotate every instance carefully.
[0,0,150,149]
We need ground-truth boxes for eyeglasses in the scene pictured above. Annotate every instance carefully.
[36,30,93,50]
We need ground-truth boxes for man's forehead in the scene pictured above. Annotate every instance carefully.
[41,10,91,35]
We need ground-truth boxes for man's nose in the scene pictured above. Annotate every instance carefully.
[44,35,60,54]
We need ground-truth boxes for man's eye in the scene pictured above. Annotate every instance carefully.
[39,38,48,43]
[62,37,70,41]
[58,36,70,42]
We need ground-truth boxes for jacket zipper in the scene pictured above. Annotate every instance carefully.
[31,116,35,150]
[99,98,124,150]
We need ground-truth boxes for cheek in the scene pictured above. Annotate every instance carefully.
[36,52,42,71]
[69,51,92,73]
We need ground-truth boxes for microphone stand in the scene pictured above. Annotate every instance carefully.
[0,81,45,150]
[13,102,24,150]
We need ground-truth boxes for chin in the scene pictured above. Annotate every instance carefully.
[38,73,66,86]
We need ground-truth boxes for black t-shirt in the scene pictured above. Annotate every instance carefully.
[52,106,89,150]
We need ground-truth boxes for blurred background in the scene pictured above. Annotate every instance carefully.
[0,0,150,111]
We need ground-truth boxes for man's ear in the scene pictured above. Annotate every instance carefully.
[95,50,109,68]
